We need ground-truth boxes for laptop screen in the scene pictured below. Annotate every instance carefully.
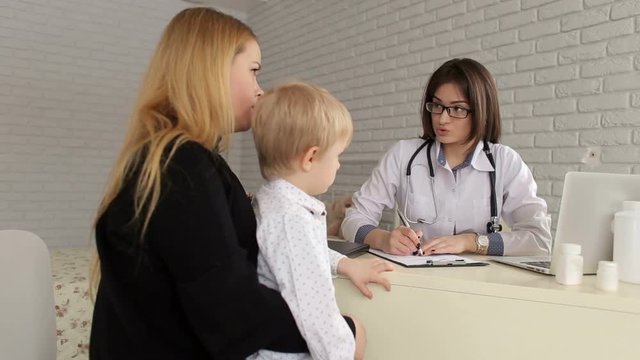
[553,172,640,274]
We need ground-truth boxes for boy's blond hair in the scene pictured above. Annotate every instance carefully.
[252,82,353,180]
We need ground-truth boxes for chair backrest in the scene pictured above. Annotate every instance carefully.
[0,230,57,360]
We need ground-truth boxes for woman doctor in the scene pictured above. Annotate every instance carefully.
[341,58,551,257]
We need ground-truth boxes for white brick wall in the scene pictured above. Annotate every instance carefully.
[4,0,640,245]
[0,0,196,247]
[236,0,640,230]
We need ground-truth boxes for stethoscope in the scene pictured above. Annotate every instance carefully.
[402,140,503,234]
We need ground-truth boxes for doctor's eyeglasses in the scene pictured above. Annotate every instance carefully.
[425,102,472,119]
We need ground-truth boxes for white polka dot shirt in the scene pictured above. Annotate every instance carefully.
[247,179,354,360]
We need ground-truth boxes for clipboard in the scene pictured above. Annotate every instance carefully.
[369,249,488,268]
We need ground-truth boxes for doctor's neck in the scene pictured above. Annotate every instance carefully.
[441,141,475,168]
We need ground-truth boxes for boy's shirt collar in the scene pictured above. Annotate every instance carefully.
[264,178,326,217]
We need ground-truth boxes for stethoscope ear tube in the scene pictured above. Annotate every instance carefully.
[483,141,501,233]
[406,140,430,176]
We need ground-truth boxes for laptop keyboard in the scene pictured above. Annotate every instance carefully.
[522,261,551,269]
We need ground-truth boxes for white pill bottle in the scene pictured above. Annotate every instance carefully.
[555,243,583,285]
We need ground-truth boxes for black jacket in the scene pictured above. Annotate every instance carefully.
[90,141,307,359]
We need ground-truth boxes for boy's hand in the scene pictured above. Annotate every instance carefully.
[337,258,393,299]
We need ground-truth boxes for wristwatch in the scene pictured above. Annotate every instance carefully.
[475,234,489,254]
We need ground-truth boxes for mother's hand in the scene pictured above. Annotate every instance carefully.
[421,233,476,255]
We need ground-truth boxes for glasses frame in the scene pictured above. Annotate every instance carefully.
[425,102,472,119]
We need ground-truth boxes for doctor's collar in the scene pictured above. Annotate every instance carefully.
[434,141,494,172]
[469,141,494,172]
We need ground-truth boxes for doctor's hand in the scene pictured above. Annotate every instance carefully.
[421,233,476,255]
[337,257,394,299]
[384,226,423,256]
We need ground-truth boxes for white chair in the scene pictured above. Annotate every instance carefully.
[0,230,57,360]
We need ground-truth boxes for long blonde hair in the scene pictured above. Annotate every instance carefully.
[89,7,256,297]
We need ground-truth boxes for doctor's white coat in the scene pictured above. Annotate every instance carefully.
[341,139,552,256]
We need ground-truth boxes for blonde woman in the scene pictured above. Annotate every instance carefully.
[89,8,308,359]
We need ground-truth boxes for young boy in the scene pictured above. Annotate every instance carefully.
[249,82,393,360]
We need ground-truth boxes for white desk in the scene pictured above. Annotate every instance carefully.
[334,254,640,360]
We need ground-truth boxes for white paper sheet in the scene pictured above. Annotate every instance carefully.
[369,249,486,267]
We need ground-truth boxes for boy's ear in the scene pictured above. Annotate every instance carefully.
[301,146,320,172]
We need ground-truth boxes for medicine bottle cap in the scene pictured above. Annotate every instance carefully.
[597,260,618,272]
[622,201,640,212]
[559,243,581,255]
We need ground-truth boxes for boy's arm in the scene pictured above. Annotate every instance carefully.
[329,247,393,299]
[336,257,393,299]
[328,248,346,275]
[259,212,355,360]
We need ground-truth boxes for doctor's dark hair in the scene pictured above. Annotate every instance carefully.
[420,58,501,145]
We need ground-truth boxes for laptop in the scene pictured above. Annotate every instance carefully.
[492,172,640,275]
[327,239,369,257]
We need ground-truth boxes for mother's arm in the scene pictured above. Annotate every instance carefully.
[149,145,306,359]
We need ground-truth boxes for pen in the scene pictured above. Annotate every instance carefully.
[396,209,423,256]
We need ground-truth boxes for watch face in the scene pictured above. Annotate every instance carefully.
[478,235,489,246]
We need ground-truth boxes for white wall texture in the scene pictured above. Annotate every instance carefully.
[0,0,192,247]
[236,0,640,230]
[2,0,640,246]
[0,1,248,247]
